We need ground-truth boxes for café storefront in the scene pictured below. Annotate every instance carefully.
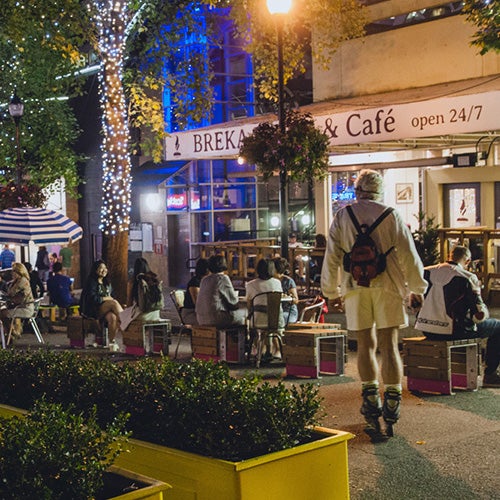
[137,80,499,287]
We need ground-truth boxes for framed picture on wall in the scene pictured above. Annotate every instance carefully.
[396,183,413,204]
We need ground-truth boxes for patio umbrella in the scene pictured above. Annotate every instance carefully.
[0,207,83,245]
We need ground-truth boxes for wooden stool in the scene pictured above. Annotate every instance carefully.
[192,325,247,363]
[403,336,482,395]
[124,319,171,356]
[67,316,108,348]
[283,326,348,378]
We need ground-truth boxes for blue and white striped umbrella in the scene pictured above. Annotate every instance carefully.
[0,207,83,245]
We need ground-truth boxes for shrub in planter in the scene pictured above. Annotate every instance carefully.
[0,350,322,461]
[0,400,129,499]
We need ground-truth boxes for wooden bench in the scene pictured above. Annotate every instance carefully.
[403,336,482,395]
[283,324,348,378]
[191,325,247,363]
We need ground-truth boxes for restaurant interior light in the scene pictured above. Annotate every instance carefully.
[270,215,280,228]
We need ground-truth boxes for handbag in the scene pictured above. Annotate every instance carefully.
[7,292,24,309]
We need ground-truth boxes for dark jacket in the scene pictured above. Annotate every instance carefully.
[79,277,112,319]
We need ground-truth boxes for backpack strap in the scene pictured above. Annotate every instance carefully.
[346,205,394,235]
[346,205,363,234]
[345,205,395,255]
[366,207,394,236]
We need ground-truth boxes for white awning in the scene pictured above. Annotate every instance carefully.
[165,76,500,161]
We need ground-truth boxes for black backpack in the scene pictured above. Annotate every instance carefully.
[137,272,164,312]
[342,206,395,287]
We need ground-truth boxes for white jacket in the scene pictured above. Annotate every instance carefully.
[321,199,427,300]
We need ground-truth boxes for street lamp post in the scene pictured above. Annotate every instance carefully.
[267,0,291,259]
[8,92,24,186]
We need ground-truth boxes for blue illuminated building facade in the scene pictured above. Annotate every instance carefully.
[152,8,313,283]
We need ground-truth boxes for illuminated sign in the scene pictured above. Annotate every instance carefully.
[167,192,187,210]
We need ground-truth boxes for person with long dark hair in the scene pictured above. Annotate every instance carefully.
[181,258,210,326]
[196,255,245,327]
[79,260,123,342]
[119,257,163,330]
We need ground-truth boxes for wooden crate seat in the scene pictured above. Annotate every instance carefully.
[283,326,347,378]
[192,325,247,363]
[403,336,482,395]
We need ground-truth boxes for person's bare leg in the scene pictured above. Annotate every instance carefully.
[105,311,118,342]
[377,326,403,436]
[377,327,402,385]
[356,327,386,441]
[356,327,378,381]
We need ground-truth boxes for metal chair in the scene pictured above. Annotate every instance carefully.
[248,291,283,368]
[169,289,192,358]
[6,297,45,346]
[297,298,326,323]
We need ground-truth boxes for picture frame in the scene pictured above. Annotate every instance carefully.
[396,183,413,204]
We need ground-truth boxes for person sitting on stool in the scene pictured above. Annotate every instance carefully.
[47,262,78,319]
[415,245,500,388]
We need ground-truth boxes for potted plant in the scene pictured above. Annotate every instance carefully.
[239,110,330,183]
[0,350,353,500]
[412,211,440,266]
[0,399,171,499]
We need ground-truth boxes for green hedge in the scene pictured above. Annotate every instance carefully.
[0,350,322,461]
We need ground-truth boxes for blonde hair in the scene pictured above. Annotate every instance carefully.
[12,262,30,281]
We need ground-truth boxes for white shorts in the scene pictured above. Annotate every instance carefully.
[344,287,407,331]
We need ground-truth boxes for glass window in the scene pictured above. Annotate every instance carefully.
[190,185,211,211]
[213,183,255,209]
[331,172,358,215]
[443,183,481,227]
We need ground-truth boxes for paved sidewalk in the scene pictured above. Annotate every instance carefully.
[8,312,500,500]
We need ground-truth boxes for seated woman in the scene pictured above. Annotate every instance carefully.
[273,257,299,325]
[196,255,246,328]
[246,259,285,360]
[246,259,285,329]
[119,257,162,330]
[79,260,123,342]
[181,258,209,326]
[0,262,35,339]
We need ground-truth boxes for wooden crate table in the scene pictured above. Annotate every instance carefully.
[403,336,481,395]
[283,327,347,378]
[192,325,247,363]
[123,319,171,356]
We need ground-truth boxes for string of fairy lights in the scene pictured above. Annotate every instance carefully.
[89,0,131,236]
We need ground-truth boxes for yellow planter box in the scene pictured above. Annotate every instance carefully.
[115,426,353,500]
[0,404,353,500]
[0,405,172,500]
[106,465,171,500]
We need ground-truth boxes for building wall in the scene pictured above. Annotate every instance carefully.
[314,5,499,100]
[312,0,500,235]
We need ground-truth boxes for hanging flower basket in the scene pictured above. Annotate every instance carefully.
[0,182,47,211]
[239,110,330,183]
